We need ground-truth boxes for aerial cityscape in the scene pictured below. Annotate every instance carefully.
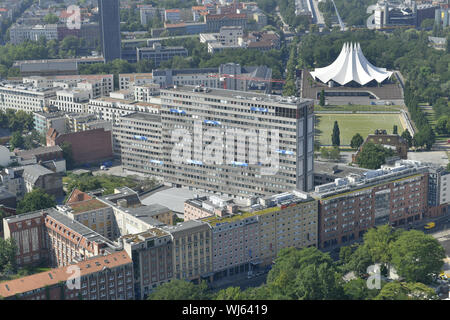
[0,0,448,305]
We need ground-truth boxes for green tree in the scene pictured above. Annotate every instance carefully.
[362,225,403,266]
[319,89,325,106]
[401,129,413,148]
[343,278,379,300]
[9,131,24,151]
[390,230,445,284]
[0,238,17,274]
[214,287,244,300]
[60,142,75,170]
[435,116,449,135]
[331,121,340,146]
[16,188,57,214]
[343,244,373,277]
[43,13,59,24]
[350,133,364,149]
[355,142,395,169]
[266,247,344,300]
[374,281,438,300]
[393,125,398,135]
[147,280,210,300]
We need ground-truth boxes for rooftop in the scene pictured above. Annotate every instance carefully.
[142,187,209,214]
[122,112,161,122]
[312,160,428,200]
[161,85,311,106]
[0,251,132,298]
[68,199,109,214]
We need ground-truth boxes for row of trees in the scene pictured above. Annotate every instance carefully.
[147,226,444,300]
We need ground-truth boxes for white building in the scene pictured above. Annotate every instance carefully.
[10,24,58,45]
[310,42,393,86]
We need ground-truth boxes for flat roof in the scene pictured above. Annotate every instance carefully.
[161,85,311,106]
[122,112,161,122]
[142,187,209,214]
[68,199,109,214]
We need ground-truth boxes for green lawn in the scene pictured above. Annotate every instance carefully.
[316,113,405,146]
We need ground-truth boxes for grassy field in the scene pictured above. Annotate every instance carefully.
[316,113,405,146]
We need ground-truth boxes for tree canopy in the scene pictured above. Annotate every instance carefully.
[147,280,210,300]
[355,142,395,169]
[16,188,57,214]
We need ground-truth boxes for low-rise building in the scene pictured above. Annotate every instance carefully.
[353,129,409,162]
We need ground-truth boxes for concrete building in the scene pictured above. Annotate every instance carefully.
[205,13,248,32]
[13,57,106,77]
[162,220,212,283]
[311,160,430,249]
[136,43,189,67]
[98,0,121,62]
[113,112,163,172]
[87,97,160,126]
[159,86,315,198]
[0,82,56,112]
[119,73,153,90]
[165,9,181,23]
[121,228,173,299]
[427,164,450,217]
[200,190,318,280]
[134,84,160,102]
[184,195,238,221]
[33,111,66,135]
[10,24,58,45]
[0,250,134,300]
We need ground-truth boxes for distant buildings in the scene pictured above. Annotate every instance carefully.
[98,0,121,62]
[136,43,189,67]
[12,57,106,77]
[205,13,248,32]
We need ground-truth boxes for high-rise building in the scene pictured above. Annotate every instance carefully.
[159,86,315,198]
[98,0,121,62]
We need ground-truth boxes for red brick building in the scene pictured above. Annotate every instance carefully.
[46,128,113,165]
[312,161,429,249]
[0,251,134,300]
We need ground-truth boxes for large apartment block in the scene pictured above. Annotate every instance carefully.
[311,160,430,249]
[199,190,317,280]
[0,82,56,112]
[113,112,163,172]
[159,86,315,198]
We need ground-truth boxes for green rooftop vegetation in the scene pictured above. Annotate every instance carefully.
[203,206,281,226]
[70,199,108,214]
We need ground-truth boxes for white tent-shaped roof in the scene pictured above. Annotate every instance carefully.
[310,42,393,86]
